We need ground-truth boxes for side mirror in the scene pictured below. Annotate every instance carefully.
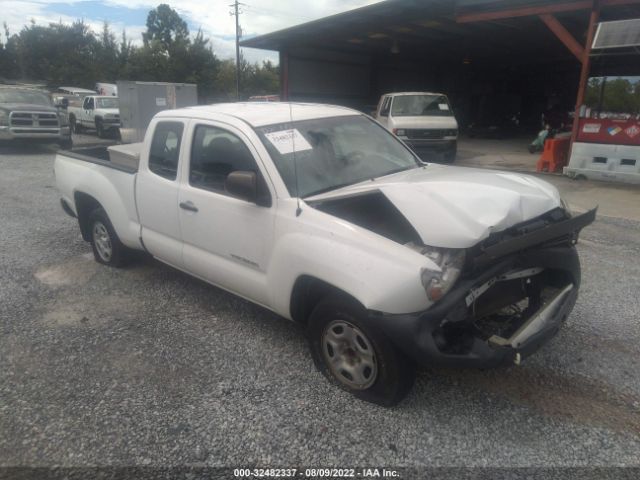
[225,170,257,203]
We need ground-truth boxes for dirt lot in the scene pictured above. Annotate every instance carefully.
[1,135,640,472]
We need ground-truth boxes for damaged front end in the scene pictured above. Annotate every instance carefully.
[369,207,597,368]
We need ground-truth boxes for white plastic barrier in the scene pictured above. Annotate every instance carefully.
[563,142,640,185]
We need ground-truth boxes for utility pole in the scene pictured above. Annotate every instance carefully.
[230,1,243,100]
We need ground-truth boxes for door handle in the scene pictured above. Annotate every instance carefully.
[179,201,198,212]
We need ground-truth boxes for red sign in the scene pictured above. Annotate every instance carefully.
[577,118,640,146]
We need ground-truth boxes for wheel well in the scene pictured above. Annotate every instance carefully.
[289,275,363,325]
[74,192,103,241]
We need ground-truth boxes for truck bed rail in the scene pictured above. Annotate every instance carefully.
[60,146,138,174]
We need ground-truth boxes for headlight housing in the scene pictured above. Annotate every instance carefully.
[408,244,465,302]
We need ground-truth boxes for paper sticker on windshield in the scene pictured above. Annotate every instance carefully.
[438,103,449,111]
[264,129,312,155]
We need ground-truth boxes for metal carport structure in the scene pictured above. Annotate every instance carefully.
[241,0,640,134]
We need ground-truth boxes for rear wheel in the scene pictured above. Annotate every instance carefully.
[308,296,415,406]
[88,207,129,267]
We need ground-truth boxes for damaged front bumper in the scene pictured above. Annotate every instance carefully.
[369,208,596,368]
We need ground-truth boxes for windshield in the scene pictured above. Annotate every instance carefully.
[0,89,53,106]
[391,94,453,117]
[256,115,420,198]
[97,97,119,108]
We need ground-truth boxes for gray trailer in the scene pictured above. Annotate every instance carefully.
[117,81,197,143]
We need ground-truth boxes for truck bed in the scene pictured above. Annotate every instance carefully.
[61,144,140,173]
[54,148,142,250]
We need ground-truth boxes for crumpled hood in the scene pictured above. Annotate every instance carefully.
[308,165,562,248]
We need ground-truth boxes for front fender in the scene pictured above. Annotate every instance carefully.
[267,207,435,318]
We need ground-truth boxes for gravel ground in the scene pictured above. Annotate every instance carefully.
[1,136,640,471]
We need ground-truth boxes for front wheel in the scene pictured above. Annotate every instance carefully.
[88,207,129,267]
[308,296,415,406]
[443,144,457,163]
[59,137,73,150]
[96,119,105,138]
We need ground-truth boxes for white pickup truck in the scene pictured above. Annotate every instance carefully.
[55,103,595,405]
[68,95,120,138]
[375,92,459,162]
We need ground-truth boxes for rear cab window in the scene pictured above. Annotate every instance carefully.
[148,121,185,181]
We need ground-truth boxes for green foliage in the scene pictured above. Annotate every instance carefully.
[213,58,280,101]
[0,5,279,101]
[585,76,640,114]
[143,4,189,52]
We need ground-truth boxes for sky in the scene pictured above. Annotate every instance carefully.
[1,0,382,64]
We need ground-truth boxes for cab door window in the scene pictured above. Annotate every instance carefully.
[379,96,392,117]
[189,125,270,204]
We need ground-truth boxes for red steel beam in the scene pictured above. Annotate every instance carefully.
[457,1,592,23]
[280,51,289,101]
[456,0,639,23]
[571,1,600,145]
[539,14,585,62]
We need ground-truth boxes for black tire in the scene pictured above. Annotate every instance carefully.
[96,118,105,138]
[443,146,457,163]
[59,137,73,150]
[87,207,129,267]
[308,295,415,406]
[69,114,77,133]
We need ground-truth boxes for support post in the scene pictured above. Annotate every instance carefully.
[571,0,600,145]
[280,52,289,101]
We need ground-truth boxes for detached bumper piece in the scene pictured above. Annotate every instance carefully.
[369,208,596,368]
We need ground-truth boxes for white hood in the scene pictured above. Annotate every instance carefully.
[308,165,562,248]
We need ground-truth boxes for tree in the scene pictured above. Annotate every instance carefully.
[96,22,119,81]
[0,6,275,103]
[11,20,98,87]
[143,4,189,53]
[585,76,640,114]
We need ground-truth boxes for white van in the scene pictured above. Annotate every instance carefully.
[96,83,118,97]
[375,92,458,162]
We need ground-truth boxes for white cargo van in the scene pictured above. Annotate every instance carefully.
[375,92,458,162]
